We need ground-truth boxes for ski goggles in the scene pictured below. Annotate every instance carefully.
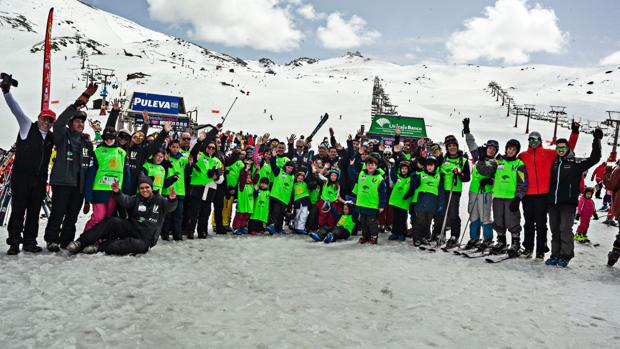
[528,137,541,143]
[556,145,568,152]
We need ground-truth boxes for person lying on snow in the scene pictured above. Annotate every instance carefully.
[66,175,177,255]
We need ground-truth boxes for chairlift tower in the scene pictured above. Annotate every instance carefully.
[524,104,535,134]
[606,111,620,162]
[549,105,566,145]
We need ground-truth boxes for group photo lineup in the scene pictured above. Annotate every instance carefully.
[1,0,619,348]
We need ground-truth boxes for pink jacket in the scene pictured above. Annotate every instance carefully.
[577,196,595,218]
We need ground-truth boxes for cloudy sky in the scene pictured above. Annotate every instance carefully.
[83,0,620,66]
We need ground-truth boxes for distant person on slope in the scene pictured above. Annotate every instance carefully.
[2,73,54,255]
[44,83,97,252]
[66,176,177,255]
[518,122,579,259]
[544,129,602,268]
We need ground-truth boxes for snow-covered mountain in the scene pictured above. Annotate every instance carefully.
[1,0,619,158]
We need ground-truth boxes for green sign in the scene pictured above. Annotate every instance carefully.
[368,115,427,138]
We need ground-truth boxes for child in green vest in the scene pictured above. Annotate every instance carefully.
[310,202,356,243]
[248,177,271,235]
[233,159,258,235]
[405,156,445,246]
[266,152,296,234]
[477,139,528,257]
[351,155,387,245]
[161,140,189,241]
[83,127,130,232]
[291,171,315,234]
[141,148,176,194]
[317,169,343,230]
[388,160,412,241]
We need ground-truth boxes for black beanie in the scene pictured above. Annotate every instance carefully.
[138,175,153,189]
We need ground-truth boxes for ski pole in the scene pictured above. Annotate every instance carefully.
[457,187,482,249]
[437,180,455,247]
[221,97,238,124]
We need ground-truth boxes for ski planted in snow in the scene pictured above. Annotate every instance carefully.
[41,8,54,111]
[485,255,514,263]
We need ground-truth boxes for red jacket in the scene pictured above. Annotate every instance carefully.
[518,132,578,196]
[590,162,606,182]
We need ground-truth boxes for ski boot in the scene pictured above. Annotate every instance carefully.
[445,237,459,249]
[477,239,494,252]
[535,252,545,260]
[388,234,401,241]
[47,242,60,253]
[598,204,609,212]
[369,237,378,245]
[197,232,208,239]
[358,237,370,244]
[399,234,406,241]
[324,233,334,244]
[66,241,83,254]
[545,257,559,266]
[82,245,99,254]
[490,235,507,255]
[520,249,533,259]
[310,232,323,242]
[233,229,246,235]
[412,239,422,247]
[506,238,521,258]
[6,245,19,255]
[603,219,618,227]
[608,241,620,267]
[464,239,480,250]
[23,244,42,253]
[557,259,570,268]
[265,225,276,235]
[574,233,589,243]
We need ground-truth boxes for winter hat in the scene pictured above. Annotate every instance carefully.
[485,140,499,151]
[444,135,459,147]
[327,169,340,180]
[425,155,438,166]
[528,131,542,141]
[505,139,521,153]
[118,128,132,137]
[138,175,153,189]
[284,161,295,169]
[39,109,57,121]
[69,110,87,122]
[399,160,410,168]
[555,138,569,146]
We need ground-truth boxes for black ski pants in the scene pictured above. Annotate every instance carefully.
[413,211,434,241]
[522,194,549,254]
[6,175,47,246]
[185,186,216,237]
[44,185,83,247]
[391,206,408,237]
[432,191,461,240]
[359,213,379,239]
[77,216,150,255]
[162,198,184,239]
[270,198,287,231]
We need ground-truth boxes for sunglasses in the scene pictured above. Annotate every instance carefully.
[207,146,216,150]
[182,137,192,141]
[528,137,541,142]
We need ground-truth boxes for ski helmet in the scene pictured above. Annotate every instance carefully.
[505,139,521,153]
[425,155,438,166]
[444,135,459,147]
[485,140,499,151]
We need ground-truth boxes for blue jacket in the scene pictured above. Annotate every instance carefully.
[404,170,445,214]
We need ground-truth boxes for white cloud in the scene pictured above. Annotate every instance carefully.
[297,4,325,21]
[316,12,381,50]
[446,0,568,65]
[146,0,303,52]
[601,51,620,65]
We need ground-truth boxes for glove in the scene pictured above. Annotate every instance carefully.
[575,213,580,221]
[593,128,604,141]
[571,121,580,134]
[462,118,470,135]
[76,83,98,106]
[478,178,494,188]
[1,73,14,94]
[509,198,520,212]
[206,168,216,179]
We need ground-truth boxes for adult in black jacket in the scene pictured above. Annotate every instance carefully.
[2,73,55,255]
[545,129,602,267]
[44,83,97,252]
[66,176,177,255]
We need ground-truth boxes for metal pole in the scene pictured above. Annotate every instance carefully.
[514,108,519,128]
[610,121,619,162]
[221,96,239,124]
[551,113,559,145]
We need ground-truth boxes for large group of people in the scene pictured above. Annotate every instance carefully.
[2,73,619,268]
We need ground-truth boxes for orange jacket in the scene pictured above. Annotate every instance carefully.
[518,132,578,195]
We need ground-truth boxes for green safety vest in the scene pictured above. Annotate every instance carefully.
[441,156,466,192]
[293,181,310,201]
[237,183,255,214]
[417,171,441,196]
[190,152,222,185]
[320,183,339,202]
[492,158,524,199]
[162,155,187,196]
[470,164,492,194]
[179,149,190,158]
[259,162,275,184]
[93,146,126,191]
[250,189,270,223]
[389,174,412,210]
[353,171,383,209]
[142,162,166,192]
[337,214,356,233]
[275,155,290,168]
[270,171,294,204]
[226,160,244,188]
[309,186,320,204]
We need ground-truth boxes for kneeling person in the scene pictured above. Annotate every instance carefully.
[66,176,177,255]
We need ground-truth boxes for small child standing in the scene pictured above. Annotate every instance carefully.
[248,177,271,235]
[233,160,257,235]
[575,187,598,243]
[292,171,313,234]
